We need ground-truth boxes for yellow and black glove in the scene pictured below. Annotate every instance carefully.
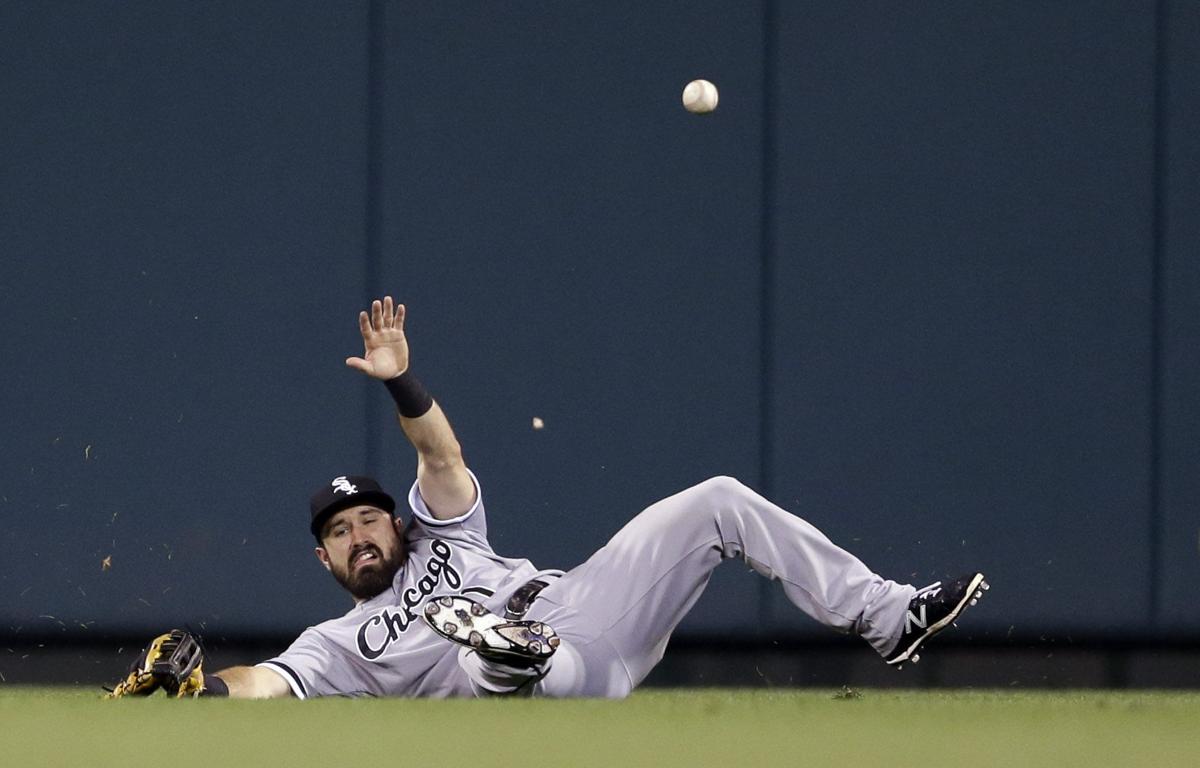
[105,629,212,699]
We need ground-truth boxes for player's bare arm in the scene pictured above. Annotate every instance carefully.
[345,296,476,519]
[213,664,292,699]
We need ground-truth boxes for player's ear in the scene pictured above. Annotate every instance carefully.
[393,516,404,538]
[314,546,332,572]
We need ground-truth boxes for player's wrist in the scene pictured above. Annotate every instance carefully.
[200,673,229,697]
[384,370,434,418]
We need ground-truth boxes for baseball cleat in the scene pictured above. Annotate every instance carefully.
[423,595,559,667]
[886,572,988,668]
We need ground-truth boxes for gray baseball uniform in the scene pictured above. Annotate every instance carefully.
[261,472,914,698]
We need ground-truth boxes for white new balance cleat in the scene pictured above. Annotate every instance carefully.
[423,595,560,668]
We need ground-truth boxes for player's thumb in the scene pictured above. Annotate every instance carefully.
[345,357,372,374]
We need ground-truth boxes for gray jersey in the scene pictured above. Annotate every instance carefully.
[260,471,561,698]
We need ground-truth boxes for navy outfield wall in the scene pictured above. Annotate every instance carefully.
[0,1,1196,646]
[1160,0,1200,634]
[0,1,375,634]
[765,3,1158,636]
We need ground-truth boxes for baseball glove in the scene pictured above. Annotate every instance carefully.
[105,629,207,699]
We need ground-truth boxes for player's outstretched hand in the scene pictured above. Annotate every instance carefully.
[346,296,410,380]
[105,629,208,699]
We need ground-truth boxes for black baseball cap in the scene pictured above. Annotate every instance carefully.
[310,475,397,540]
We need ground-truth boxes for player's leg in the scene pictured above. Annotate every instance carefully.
[534,476,968,687]
[429,475,983,696]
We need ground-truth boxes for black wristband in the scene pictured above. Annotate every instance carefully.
[200,673,229,697]
[384,370,434,418]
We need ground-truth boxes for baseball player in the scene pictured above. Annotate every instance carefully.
[108,296,987,699]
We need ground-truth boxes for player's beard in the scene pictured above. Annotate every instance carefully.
[333,542,405,600]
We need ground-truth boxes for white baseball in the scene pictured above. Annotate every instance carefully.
[682,79,719,114]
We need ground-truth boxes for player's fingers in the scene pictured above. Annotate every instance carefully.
[357,310,371,338]
[382,296,395,329]
[395,303,406,331]
[370,300,383,331]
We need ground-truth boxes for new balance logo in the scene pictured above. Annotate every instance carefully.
[331,476,358,495]
[905,605,928,633]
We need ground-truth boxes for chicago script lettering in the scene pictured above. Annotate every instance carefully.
[356,540,462,660]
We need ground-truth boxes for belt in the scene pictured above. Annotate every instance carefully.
[504,578,551,620]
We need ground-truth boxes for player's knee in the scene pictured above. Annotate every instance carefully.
[693,475,752,502]
[641,476,758,534]
[660,476,758,525]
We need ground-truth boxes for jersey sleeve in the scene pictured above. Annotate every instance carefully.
[406,467,491,547]
[257,627,345,699]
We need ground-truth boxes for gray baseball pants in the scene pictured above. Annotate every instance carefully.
[459,475,916,697]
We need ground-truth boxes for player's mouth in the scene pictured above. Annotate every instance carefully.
[350,546,381,571]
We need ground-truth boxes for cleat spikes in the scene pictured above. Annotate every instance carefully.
[422,594,560,668]
[970,598,978,606]
[911,654,920,663]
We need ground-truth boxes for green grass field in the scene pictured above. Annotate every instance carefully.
[4,687,1198,767]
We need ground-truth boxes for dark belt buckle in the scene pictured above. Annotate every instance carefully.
[505,579,549,620]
